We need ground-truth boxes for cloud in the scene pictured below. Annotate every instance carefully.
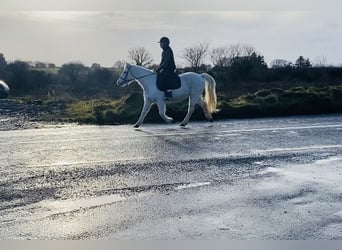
[0,9,342,66]
[0,0,341,11]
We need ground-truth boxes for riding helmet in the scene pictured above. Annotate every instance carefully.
[159,37,170,45]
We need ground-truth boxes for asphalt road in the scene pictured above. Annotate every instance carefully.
[0,115,342,239]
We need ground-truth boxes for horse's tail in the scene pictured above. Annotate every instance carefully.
[201,73,218,114]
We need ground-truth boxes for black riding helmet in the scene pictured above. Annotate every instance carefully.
[159,37,170,45]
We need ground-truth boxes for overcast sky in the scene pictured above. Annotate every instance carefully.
[1,0,341,67]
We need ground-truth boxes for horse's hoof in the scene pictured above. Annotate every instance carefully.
[166,118,174,124]
[134,124,140,128]
[209,118,213,123]
[180,123,186,127]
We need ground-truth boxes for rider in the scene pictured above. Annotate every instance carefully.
[156,36,176,100]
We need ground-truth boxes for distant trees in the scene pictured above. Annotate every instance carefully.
[88,67,113,86]
[0,51,127,99]
[27,61,57,69]
[295,56,312,68]
[270,59,292,68]
[211,47,230,68]
[211,43,258,68]
[209,43,267,82]
[58,62,86,83]
[227,43,256,58]
[314,56,328,67]
[47,63,56,68]
[6,61,30,92]
[228,52,268,81]
[90,63,101,70]
[0,47,341,101]
[113,60,125,70]
[5,60,54,95]
[128,47,153,67]
[35,62,47,68]
[183,42,209,72]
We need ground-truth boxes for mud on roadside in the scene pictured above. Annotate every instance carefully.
[0,99,64,131]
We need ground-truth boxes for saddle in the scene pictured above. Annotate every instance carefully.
[156,73,181,92]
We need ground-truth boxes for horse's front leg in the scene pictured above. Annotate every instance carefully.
[134,99,152,128]
[156,100,173,124]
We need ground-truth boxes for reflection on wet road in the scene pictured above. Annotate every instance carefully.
[0,115,342,239]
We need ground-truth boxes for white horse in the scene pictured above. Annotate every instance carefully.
[116,63,217,128]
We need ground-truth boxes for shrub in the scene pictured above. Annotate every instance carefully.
[255,89,272,97]
[264,95,278,105]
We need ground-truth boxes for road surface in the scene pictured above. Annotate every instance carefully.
[0,115,342,239]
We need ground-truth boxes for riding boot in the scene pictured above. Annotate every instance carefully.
[164,90,172,100]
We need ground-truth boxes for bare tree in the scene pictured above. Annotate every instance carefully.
[314,55,328,67]
[211,43,257,68]
[128,47,153,67]
[211,47,230,67]
[227,43,256,58]
[113,60,125,69]
[183,43,209,71]
[270,59,292,68]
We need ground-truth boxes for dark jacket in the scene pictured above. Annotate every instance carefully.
[156,46,176,74]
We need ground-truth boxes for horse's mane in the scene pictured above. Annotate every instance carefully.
[129,63,154,73]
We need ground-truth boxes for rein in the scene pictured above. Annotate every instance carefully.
[119,65,156,85]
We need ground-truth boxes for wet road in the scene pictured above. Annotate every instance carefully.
[0,115,342,239]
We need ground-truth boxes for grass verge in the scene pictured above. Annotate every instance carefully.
[33,85,342,125]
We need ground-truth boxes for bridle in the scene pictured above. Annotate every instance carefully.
[118,64,156,86]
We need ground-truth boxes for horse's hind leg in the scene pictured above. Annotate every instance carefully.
[134,100,152,128]
[180,97,198,127]
[197,98,213,122]
[156,100,173,124]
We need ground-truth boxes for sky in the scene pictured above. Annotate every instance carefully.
[0,0,342,67]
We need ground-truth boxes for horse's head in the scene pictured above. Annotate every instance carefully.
[116,63,134,87]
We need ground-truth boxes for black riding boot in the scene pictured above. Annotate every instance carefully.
[164,90,172,100]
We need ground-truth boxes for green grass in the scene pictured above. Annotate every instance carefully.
[216,85,342,119]
[63,93,144,124]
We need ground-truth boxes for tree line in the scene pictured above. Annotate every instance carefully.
[0,53,120,99]
[1,42,342,101]
[125,43,342,98]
